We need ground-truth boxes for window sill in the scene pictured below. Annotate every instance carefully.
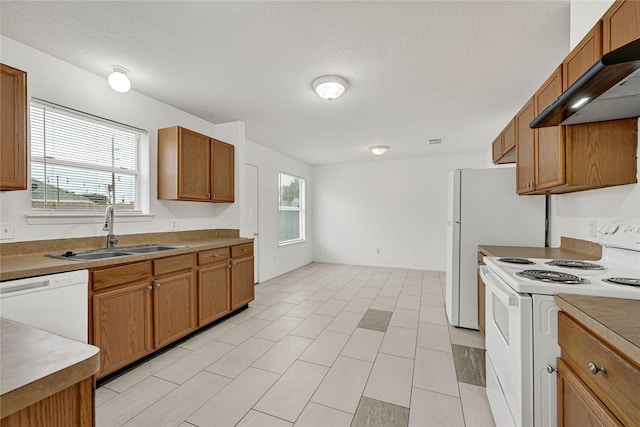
[278,239,306,247]
[25,212,155,225]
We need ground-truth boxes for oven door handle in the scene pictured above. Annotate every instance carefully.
[480,266,519,308]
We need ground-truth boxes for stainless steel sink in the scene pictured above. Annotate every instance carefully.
[121,245,187,254]
[49,244,187,262]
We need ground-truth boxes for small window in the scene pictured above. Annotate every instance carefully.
[30,99,146,212]
[279,172,305,244]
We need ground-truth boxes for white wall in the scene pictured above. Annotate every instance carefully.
[312,153,486,270]
[245,139,313,282]
[0,36,246,242]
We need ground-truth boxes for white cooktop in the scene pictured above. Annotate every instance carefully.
[484,256,640,299]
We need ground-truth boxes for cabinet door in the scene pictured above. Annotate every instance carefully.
[198,262,231,326]
[491,134,503,164]
[0,64,27,191]
[603,0,640,53]
[516,98,536,194]
[502,119,516,153]
[153,271,195,348]
[535,67,565,190]
[211,138,234,202]
[93,281,152,377]
[563,23,603,89]
[231,256,254,310]
[178,128,211,200]
[557,359,622,427]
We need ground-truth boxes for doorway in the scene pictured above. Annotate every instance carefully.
[245,163,259,283]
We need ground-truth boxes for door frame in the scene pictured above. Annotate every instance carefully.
[244,162,260,284]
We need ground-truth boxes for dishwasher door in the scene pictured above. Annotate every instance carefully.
[0,270,89,342]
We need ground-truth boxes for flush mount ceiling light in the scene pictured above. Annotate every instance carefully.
[312,76,348,100]
[370,145,390,156]
[108,66,131,93]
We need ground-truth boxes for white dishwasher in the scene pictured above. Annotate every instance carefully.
[0,269,88,343]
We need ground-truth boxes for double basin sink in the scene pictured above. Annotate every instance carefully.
[50,244,188,262]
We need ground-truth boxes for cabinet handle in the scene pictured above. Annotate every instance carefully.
[588,362,606,375]
[213,254,219,257]
[243,248,247,252]
[232,262,237,266]
[208,193,211,199]
[146,285,152,290]
[546,364,557,374]
[228,265,232,269]
[155,283,161,288]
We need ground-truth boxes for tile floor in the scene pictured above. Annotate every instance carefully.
[96,263,496,427]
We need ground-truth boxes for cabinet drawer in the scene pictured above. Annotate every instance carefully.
[153,254,193,276]
[558,312,640,426]
[198,247,230,266]
[231,243,253,258]
[92,261,152,291]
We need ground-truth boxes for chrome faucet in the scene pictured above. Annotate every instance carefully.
[103,205,119,249]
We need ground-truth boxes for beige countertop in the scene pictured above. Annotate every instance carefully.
[479,237,602,261]
[0,319,100,418]
[0,229,253,281]
[556,294,640,366]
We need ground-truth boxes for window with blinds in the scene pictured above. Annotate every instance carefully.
[30,100,145,212]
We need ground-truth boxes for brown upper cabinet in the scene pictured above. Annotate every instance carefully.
[516,66,637,194]
[491,119,516,164]
[515,98,536,194]
[0,64,28,191]
[563,22,603,89]
[602,0,640,53]
[158,126,234,202]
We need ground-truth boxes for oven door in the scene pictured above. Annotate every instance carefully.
[480,266,533,427]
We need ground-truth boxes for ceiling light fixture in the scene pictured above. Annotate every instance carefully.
[108,66,131,93]
[370,145,390,156]
[312,76,348,100]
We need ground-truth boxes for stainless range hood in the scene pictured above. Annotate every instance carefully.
[530,38,640,128]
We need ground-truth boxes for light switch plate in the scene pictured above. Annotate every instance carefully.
[1,222,15,240]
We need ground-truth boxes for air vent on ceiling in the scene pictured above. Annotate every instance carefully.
[428,138,443,145]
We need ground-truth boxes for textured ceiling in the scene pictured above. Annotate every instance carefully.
[0,1,571,165]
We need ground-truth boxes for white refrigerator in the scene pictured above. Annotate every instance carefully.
[445,168,546,329]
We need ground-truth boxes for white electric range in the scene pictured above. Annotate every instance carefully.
[479,218,640,427]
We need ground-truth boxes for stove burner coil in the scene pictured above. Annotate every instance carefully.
[545,260,605,270]
[498,258,535,265]
[516,269,589,285]
[603,277,640,287]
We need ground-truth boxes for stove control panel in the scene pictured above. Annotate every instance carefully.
[599,218,640,250]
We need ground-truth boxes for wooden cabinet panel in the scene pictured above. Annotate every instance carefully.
[515,98,536,194]
[557,359,622,427]
[558,312,640,426]
[563,22,603,89]
[92,281,152,377]
[502,119,516,152]
[603,0,640,53]
[158,126,235,203]
[0,64,27,191]
[491,134,503,163]
[211,138,234,202]
[198,247,230,266]
[92,261,152,291]
[231,242,254,258]
[0,377,94,427]
[198,263,230,326]
[535,67,566,190]
[178,128,211,200]
[231,256,254,310]
[153,253,193,276]
[153,271,195,348]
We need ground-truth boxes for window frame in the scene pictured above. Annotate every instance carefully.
[28,98,149,216]
[278,172,305,245]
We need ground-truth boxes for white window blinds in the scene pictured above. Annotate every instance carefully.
[30,99,144,212]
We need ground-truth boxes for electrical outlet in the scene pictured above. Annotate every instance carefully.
[1,222,15,240]
[170,220,178,231]
[589,220,597,237]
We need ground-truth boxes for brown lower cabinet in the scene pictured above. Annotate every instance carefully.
[91,245,254,379]
[557,312,639,426]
